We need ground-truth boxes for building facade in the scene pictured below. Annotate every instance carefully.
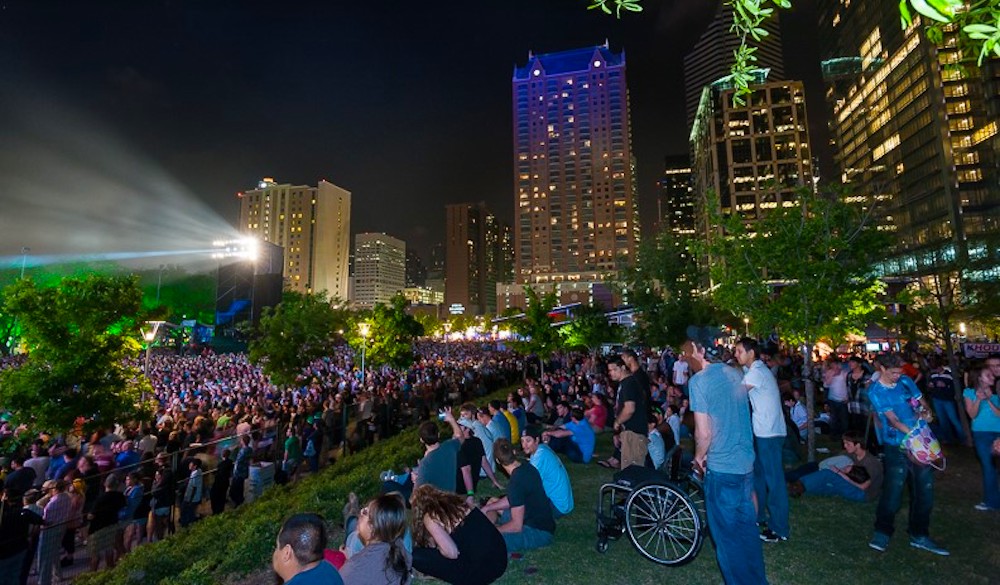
[512,42,640,286]
[818,1,1000,274]
[237,178,351,300]
[353,233,406,309]
[690,77,814,241]
[657,155,696,240]
[683,3,785,131]
[445,202,514,316]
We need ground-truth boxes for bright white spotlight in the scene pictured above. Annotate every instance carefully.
[211,237,260,260]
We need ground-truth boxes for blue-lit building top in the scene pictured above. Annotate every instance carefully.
[511,42,638,285]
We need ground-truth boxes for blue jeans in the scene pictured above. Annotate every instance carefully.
[931,398,966,444]
[874,447,934,538]
[705,470,768,585]
[753,435,790,538]
[800,469,866,502]
[972,431,1000,508]
[547,435,583,463]
[501,525,553,552]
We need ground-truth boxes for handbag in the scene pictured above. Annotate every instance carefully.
[900,419,945,470]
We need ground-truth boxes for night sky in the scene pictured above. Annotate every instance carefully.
[0,0,824,262]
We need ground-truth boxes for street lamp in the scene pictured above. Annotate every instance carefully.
[19,247,30,279]
[743,317,750,337]
[358,321,371,384]
[443,321,452,361]
[141,321,165,402]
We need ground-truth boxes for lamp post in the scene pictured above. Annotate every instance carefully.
[359,322,371,385]
[743,317,750,337]
[141,321,164,403]
[19,247,30,279]
[156,264,166,303]
[443,321,452,361]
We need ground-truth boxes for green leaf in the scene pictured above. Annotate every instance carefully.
[963,23,999,34]
[909,0,951,23]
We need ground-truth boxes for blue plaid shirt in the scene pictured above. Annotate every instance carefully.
[867,374,921,447]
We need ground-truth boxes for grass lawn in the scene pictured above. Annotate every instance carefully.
[466,433,999,585]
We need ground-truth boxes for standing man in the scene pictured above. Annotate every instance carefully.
[180,458,203,528]
[609,356,648,469]
[685,337,767,585]
[867,352,949,556]
[735,337,789,544]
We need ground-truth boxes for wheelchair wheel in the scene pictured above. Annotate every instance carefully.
[685,475,707,534]
[624,482,703,566]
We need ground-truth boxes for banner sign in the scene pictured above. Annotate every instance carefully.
[962,343,1000,359]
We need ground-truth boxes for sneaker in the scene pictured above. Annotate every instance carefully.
[759,528,787,543]
[868,532,889,552]
[974,502,997,512]
[910,536,950,556]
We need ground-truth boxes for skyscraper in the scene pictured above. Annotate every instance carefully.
[405,249,427,287]
[445,202,513,316]
[237,178,351,300]
[657,155,695,240]
[512,42,639,286]
[690,76,814,242]
[353,233,406,309]
[683,3,785,131]
[818,1,1000,274]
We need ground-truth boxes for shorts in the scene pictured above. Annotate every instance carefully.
[153,507,171,517]
[619,430,649,469]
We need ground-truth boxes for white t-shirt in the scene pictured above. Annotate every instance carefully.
[826,366,850,402]
[744,360,787,438]
[672,360,690,385]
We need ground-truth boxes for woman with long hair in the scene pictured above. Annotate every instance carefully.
[410,485,507,585]
[340,492,411,585]
[963,365,1000,511]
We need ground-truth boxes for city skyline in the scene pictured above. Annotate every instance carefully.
[0,1,826,262]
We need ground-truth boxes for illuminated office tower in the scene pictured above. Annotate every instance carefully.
[237,178,351,299]
[353,233,406,309]
[690,76,814,241]
[683,3,785,131]
[512,42,639,286]
[818,0,1000,273]
[445,202,513,316]
[657,155,696,240]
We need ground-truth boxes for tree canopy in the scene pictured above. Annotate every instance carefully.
[509,287,562,372]
[248,290,348,387]
[345,295,425,371]
[0,274,149,435]
[559,304,623,355]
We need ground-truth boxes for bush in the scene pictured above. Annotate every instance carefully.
[78,387,513,585]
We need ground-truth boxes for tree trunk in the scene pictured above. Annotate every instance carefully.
[802,343,817,462]
[942,325,973,446]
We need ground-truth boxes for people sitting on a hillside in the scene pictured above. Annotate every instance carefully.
[480,438,555,553]
[410,485,508,585]
[271,513,344,585]
[381,407,464,501]
[786,431,883,502]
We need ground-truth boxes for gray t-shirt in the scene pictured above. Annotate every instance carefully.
[416,438,461,493]
[689,363,755,475]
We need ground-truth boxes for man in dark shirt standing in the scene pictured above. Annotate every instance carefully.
[481,438,555,552]
[610,356,648,469]
[927,358,965,445]
[0,487,44,581]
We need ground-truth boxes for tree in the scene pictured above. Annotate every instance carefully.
[0,274,150,435]
[590,0,1000,102]
[248,291,348,387]
[705,187,890,460]
[618,230,724,348]
[346,295,425,370]
[509,287,561,377]
[559,304,623,357]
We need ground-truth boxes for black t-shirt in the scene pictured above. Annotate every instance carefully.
[90,491,127,532]
[455,436,486,494]
[928,371,955,401]
[618,374,648,435]
[0,506,43,559]
[507,463,555,534]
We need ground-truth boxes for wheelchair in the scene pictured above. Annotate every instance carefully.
[595,462,706,566]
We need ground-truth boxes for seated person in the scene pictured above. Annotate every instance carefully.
[787,431,882,502]
[381,407,464,500]
[272,513,344,585]
[584,394,608,433]
[339,493,412,585]
[455,419,502,502]
[541,407,595,464]
[410,485,507,585]
[481,439,555,553]
[520,426,573,517]
[784,392,808,440]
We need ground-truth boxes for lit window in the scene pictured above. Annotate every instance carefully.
[533,69,540,76]
[593,61,602,68]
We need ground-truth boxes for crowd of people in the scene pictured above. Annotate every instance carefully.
[3,334,1000,585]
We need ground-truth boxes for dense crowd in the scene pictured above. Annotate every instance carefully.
[2,337,999,585]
